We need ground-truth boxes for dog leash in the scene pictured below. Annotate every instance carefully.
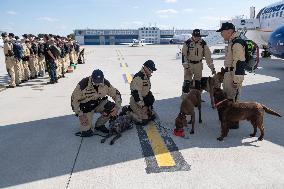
[66,137,83,189]
[75,131,107,138]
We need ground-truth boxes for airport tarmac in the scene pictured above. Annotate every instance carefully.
[0,45,284,189]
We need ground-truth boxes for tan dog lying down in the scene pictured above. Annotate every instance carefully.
[213,88,282,141]
[175,89,202,136]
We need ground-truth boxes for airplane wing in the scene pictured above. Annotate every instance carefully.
[120,43,132,45]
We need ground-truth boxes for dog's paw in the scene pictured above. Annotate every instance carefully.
[217,137,223,141]
[101,139,106,143]
[190,130,194,134]
[110,141,114,145]
[250,133,256,137]
[258,137,263,141]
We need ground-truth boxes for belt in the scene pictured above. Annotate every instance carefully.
[5,54,13,57]
[79,96,108,113]
[224,67,234,72]
[189,60,202,64]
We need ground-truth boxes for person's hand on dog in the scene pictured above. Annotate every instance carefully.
[137,101,145,108]
[110,106,119,117]
[79,114,88,126]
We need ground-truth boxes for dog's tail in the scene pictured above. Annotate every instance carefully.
[262,105,282,117]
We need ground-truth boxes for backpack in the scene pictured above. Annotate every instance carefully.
[38,43,45,55]
[232,38,259,72]
[12,42,24,60]
[50,44,61,58]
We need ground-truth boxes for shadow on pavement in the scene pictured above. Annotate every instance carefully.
[0,58,283,188]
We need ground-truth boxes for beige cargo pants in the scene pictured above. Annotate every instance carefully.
[223,72,242,102]
[79,99,110,132]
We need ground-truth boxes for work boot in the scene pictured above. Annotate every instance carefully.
[80,129,94,137]
[135,119,149,126]
[230,122,239,129]
[95,125,109,133]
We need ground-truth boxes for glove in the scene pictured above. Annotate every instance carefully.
[182,63,189,69]
[137,101,145,108]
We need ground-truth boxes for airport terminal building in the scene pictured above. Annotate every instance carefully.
[74,27,208,45]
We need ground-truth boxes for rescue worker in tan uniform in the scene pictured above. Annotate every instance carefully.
[129,60,157,125]
[14,36,24,82]
[22,39,31,81]
[182,29,215,97]
[2,32,19,88]
[71,69,122,137]
[217,22,246,129]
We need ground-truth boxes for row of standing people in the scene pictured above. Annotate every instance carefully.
[1,32,84,87]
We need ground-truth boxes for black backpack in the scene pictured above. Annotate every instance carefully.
[12,42,24,60]
[232,38,259,72]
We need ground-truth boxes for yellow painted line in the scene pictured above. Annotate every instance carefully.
[126,73,133,83]
[121,63,127,68]
[144,123,176,167]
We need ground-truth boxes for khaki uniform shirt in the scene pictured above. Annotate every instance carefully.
[3,40,13,56]
[224,32,246,84]
[130,68,151,102]
[182,38,214,69]
[71,77,122,116]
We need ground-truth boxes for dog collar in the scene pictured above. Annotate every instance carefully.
[214,99,228,108]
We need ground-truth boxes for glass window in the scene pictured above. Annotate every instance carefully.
[272,13,275,18]
[276,12,279,17]
[280,11,283,17]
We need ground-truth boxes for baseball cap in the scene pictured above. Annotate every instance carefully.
[91,69,104,84]
[216,22,235,32]
[192,29,201,37]
[143,60,157,71]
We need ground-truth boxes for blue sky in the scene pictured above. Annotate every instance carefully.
[0,0,281,36]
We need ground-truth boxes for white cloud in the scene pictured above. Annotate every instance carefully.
[156,9,178,18]
[6,11,17,15]
[183,8,194,13]
[164,0,178,3]
[156,9,178,14]
[36,17,59,22]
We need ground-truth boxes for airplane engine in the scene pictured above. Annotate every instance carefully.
[268,26,284,59]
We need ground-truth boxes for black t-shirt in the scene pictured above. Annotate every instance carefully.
[44,43,53,61]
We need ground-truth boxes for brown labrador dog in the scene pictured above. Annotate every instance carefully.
[213,88,282,141]
[175,89,202,134]
[200,67,225,108]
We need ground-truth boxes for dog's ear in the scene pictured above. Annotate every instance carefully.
[221,67,225,74]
